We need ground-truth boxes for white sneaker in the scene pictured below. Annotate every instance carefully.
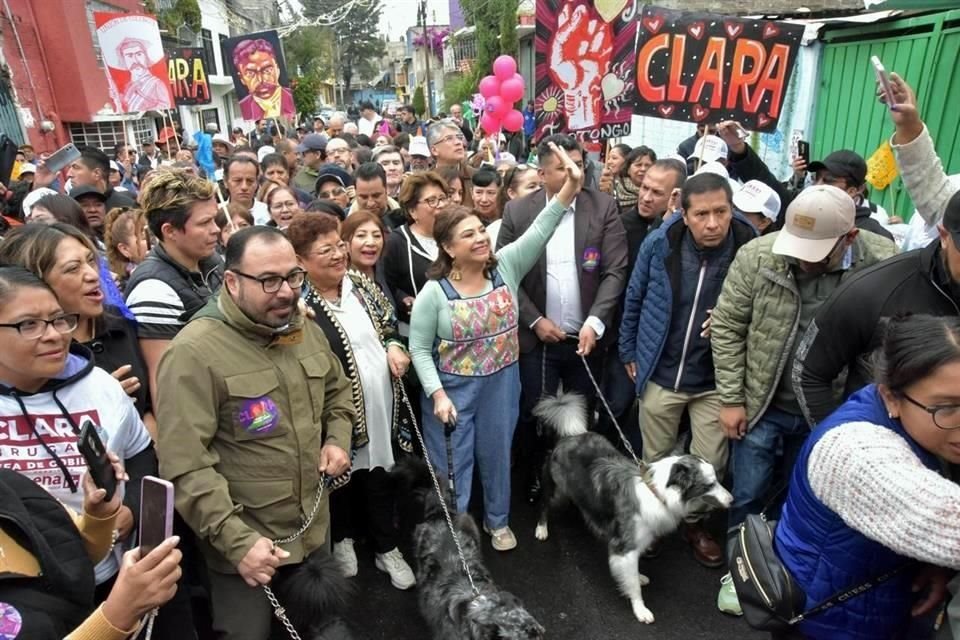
[483,524,518,551]
[333,538,358,578]
[375,548,416,590]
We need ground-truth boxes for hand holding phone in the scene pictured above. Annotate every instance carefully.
[139,476,174,556]
[43,143,81,175]
[79,419,118,501]
[81,452,127,519]
[797,140,810,168]
[872,56,895,109]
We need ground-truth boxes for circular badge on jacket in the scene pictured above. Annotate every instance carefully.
[0,602,23,639]
[236,396,280,436]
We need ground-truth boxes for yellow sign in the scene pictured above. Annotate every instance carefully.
[866,140,898,190]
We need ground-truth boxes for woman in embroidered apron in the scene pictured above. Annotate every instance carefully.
[409,142,582,551]
[287,212,417,591]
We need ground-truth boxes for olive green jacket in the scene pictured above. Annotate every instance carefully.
[156,291,354,573]
[711,230,896,427]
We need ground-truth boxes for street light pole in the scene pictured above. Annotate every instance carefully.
[418,0,433,119]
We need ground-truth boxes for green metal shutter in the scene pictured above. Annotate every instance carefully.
[813,10,960,219]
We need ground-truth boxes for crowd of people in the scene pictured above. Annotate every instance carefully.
[1,71,960,640]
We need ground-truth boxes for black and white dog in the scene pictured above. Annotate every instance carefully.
[533,392,733,625]
[393,457,546,640]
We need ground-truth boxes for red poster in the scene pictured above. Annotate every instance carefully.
[94,12,174,114]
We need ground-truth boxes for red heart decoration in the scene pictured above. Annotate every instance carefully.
[762,22,780,39]
[692,105,710,122]
[686,21,705,40]
[757,113,774,129]
[657,104,675,117]
[183,50,193,59]
[642,14,664,34]
[724,21,744,39]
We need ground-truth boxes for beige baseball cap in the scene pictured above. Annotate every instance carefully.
[772,185,855,262]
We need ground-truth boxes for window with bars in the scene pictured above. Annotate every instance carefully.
[68,121,125,151]
[131,119,155,146]
[201,28,218,75]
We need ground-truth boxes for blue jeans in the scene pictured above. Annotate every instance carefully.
[421,363,519,529]
[595,346,642,453]
[728,406,809,530]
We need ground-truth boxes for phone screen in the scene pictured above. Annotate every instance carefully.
[44,143,81,174]
[139,476,173,556]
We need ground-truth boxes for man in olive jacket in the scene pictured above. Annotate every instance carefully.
[710,185,895,613]
[156,226,354,640]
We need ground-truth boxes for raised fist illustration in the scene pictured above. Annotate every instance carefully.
[549,2,614,131]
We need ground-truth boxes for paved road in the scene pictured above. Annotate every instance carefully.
[347,483,766,639]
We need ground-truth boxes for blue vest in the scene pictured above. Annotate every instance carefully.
[774,385,941,639]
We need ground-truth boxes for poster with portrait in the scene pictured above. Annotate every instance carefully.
[221,30,296,122]
[534,0,638,143]
[632,6,804,132]
[166,47,212,106]
[94,12,174,114]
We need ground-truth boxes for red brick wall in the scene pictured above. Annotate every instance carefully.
[1,0,143,153]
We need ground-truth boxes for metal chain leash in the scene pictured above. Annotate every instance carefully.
[399,387,480,597]
[579,354,642,467]
[263,476,328,640]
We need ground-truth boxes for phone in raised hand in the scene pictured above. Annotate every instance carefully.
[871,56,895,108]
[139,476,174,556]
[78,419,117,501]
[44,143,81,174]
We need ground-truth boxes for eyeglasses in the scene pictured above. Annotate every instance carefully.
[901,392,960,430]
[318,187,346,199]
[231,269,306,293]
[309,242,348,260]
[419,195,450,209]
[270,200,299,211]
[0,313,79,339]
[437,133,466,145]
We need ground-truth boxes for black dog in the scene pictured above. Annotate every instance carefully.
[392,457,545,640]
[270,550,363,639]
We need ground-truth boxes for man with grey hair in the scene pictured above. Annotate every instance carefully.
[116,37,170,112]
[427,120,467,171]
[327,113,347,137]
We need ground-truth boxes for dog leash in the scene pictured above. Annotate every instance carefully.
[579,354,667,504]
[264,474,345,640]
[400,388,481,597]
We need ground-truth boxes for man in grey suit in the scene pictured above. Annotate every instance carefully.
[497,134,628,502]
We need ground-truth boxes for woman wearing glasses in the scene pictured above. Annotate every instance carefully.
[264,183,303,230]
[0,265,181,633]
[383,171,451,332]
[772,314,960,640]
[408,142,582,552]
[287,212,416,590]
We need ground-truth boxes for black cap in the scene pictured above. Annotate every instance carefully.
[808,150,867,187]
[942,191,960,238]
[69,185,107,201]
[315,164,354,192]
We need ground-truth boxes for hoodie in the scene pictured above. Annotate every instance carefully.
[0,343,152,582]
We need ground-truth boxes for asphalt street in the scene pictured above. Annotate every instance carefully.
[347,483,766,640]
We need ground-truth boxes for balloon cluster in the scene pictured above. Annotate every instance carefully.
[478,55,526,133]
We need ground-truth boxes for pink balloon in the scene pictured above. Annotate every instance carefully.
[479,75,500,99]
[511,73,524,85]
[493,55,518,81]
[499,77,525,104]
[502,109,524,133]
[480,112,501,134]
[485,95,510,118]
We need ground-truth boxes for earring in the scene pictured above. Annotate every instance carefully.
[450,263,462,281]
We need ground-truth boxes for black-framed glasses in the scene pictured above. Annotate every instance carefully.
[419,194,450,209]
[901,391,960,430]
[231,269,306,293]
[0,313,79,339]
[318,187,346,199]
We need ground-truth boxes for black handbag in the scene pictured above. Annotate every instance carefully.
[729,513,910,632]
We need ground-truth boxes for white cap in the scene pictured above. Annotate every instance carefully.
[22,187,57,217]
[19,162,36,175]
[109,160,121,173]
[409,136,431,158]
[695,161,729,179]
[692,135,728,163]
[773,185,855,262]
[212,133,234,149]
[257,145,276,162]
[734,180,782,222]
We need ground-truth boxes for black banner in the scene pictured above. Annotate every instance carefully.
[633,6,804,131]
[166,47,212,106]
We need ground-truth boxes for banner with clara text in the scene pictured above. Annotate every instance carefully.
[534,0,638,143]
[632,5,804,132]
[166,47,212,106]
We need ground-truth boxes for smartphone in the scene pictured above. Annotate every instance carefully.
[797,140,810,167]
[78,419,117,501]
[871,56,895,108]
[139,476,174,556]
[733,122,751,141]
[44,143,81,174]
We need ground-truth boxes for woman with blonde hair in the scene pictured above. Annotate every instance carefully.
[103,207,149,289]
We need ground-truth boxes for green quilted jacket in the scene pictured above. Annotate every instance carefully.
[711,230,896,427]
